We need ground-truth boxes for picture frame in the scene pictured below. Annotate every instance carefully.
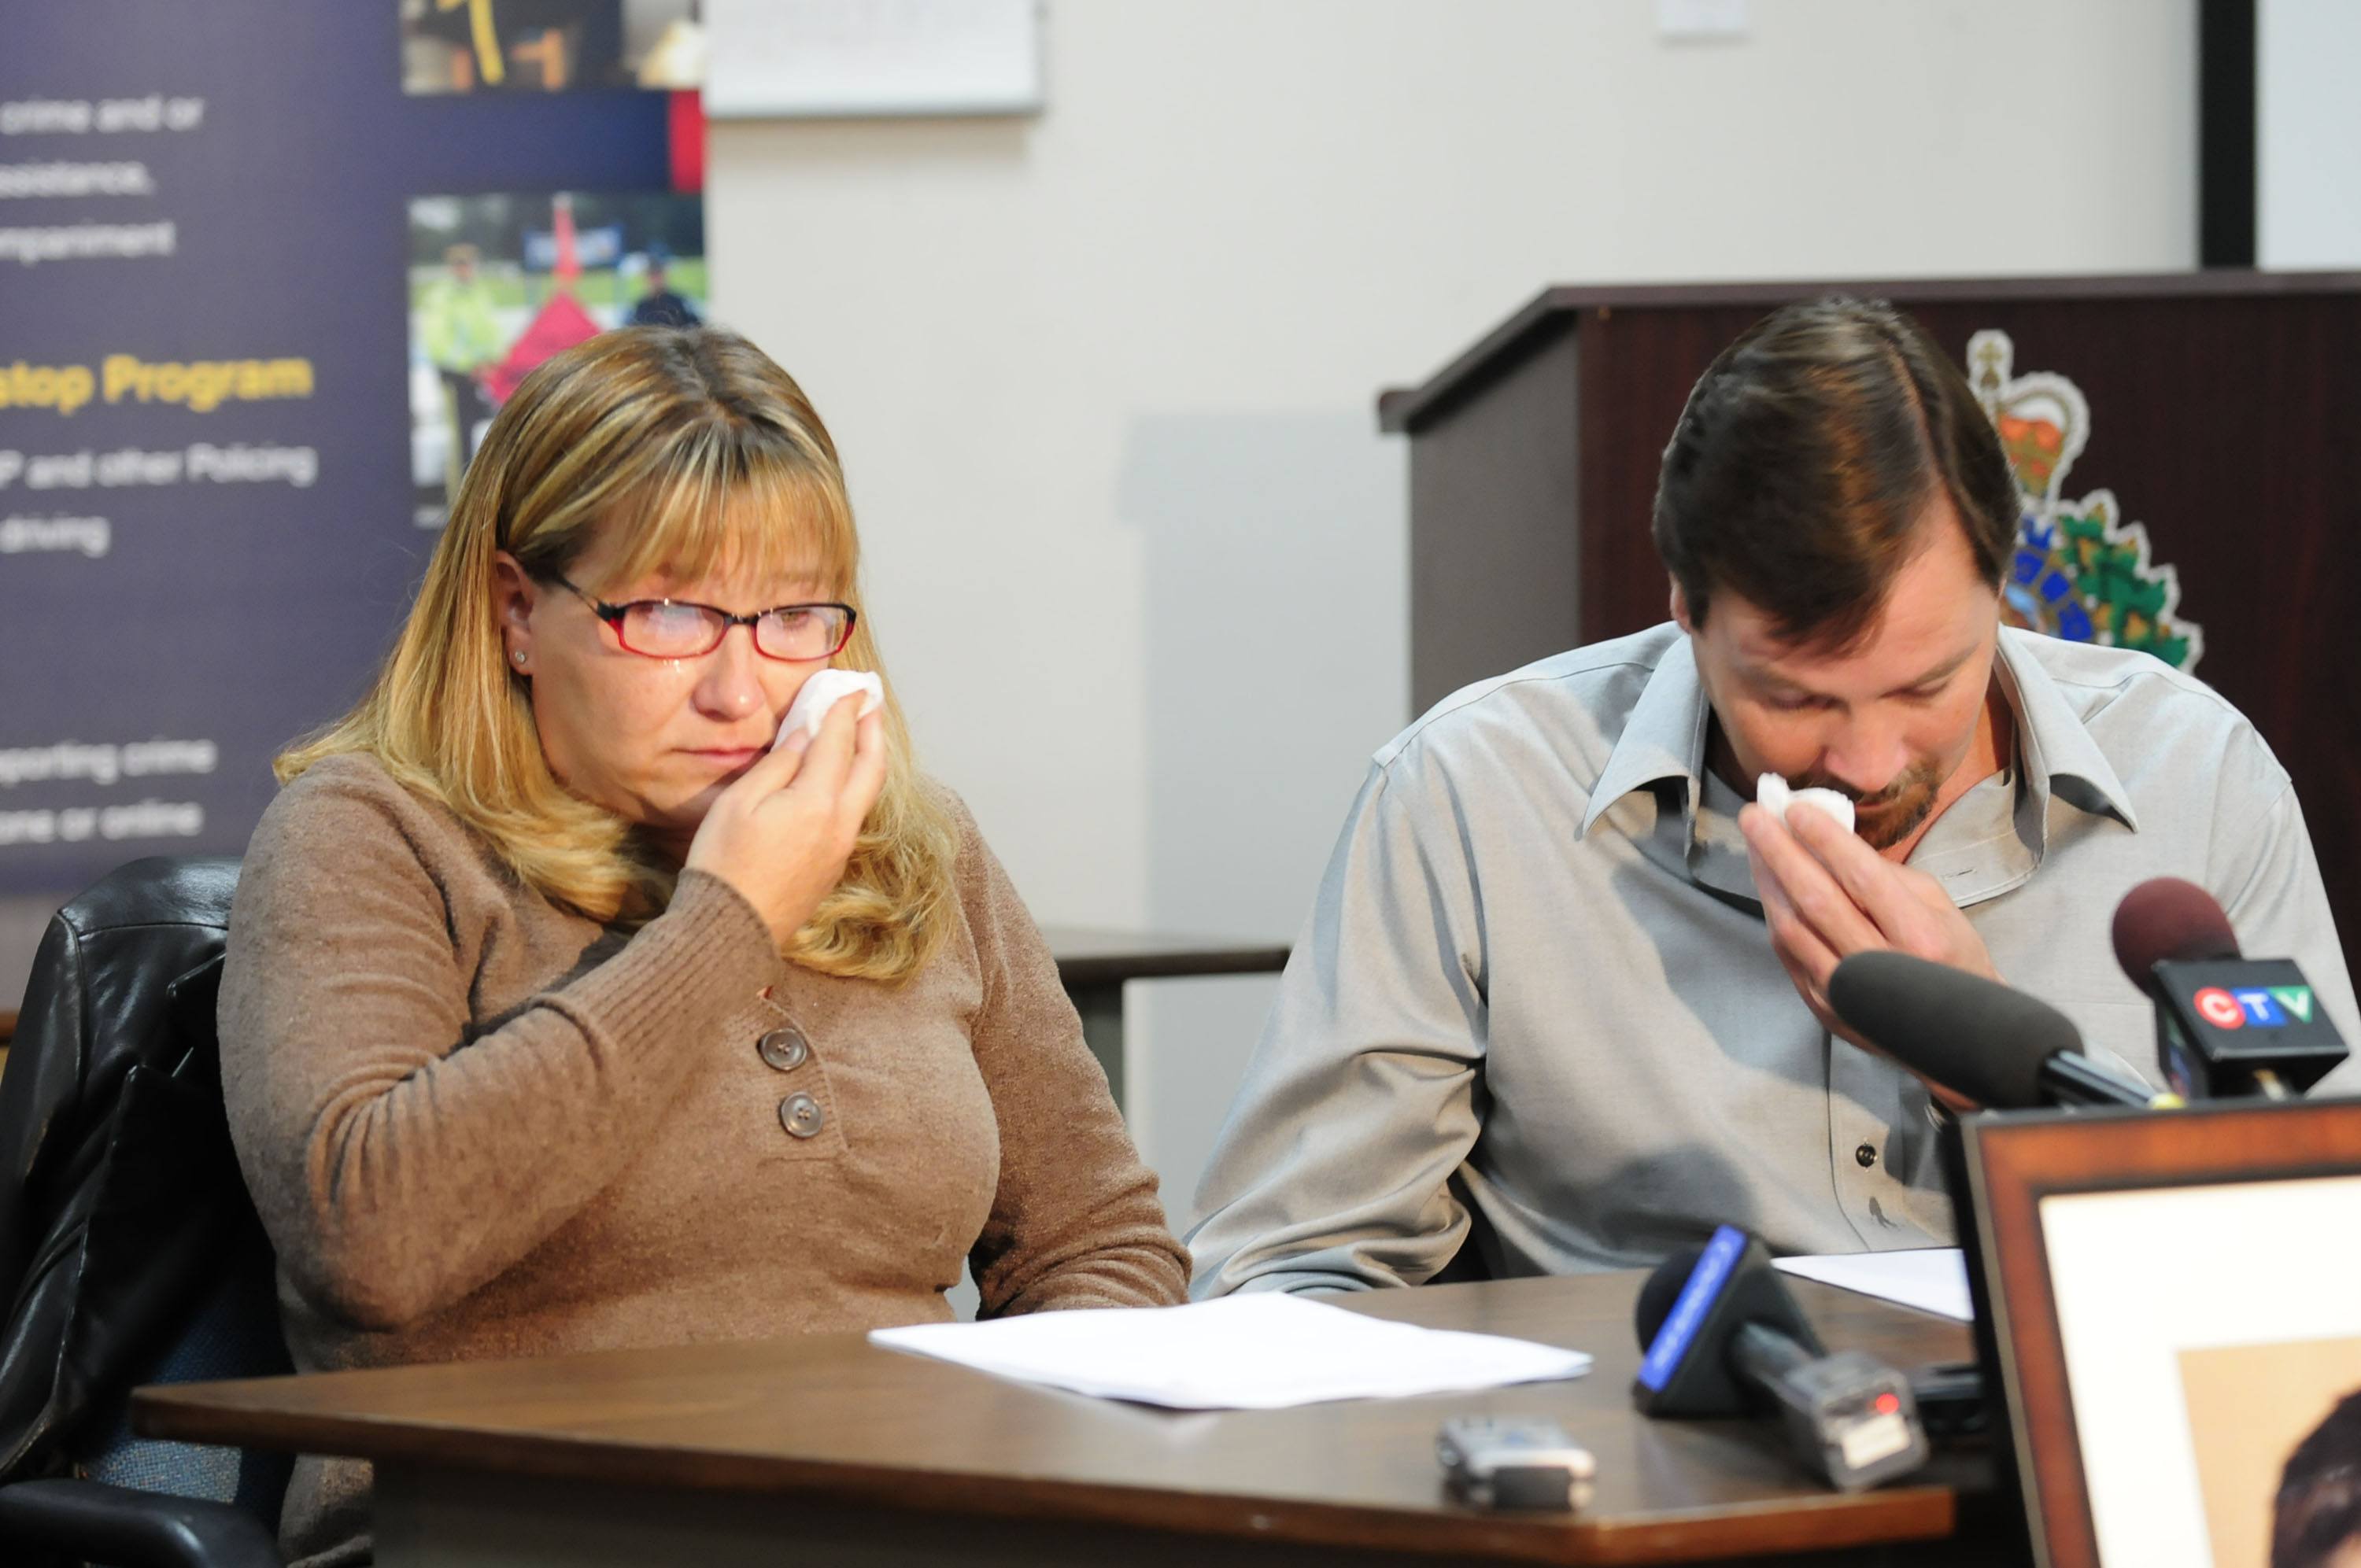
[703,0,1044,120]
[1960,1097,2361,1568]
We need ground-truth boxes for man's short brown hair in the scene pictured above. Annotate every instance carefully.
[1651,297,2020,651]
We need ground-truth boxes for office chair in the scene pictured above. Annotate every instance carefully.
[0,856,288,1567]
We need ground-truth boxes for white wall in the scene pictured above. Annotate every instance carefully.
[704,0,2198,1228]
[2259,0,2361,268]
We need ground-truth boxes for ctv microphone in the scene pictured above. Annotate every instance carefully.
[2111,876,2348,1100]
[1827,951,2175,1111]
[1632,1227,1929,1492]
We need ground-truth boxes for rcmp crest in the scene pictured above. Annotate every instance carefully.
[1968,330,2204,671]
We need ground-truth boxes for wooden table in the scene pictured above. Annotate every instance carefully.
[133,1270,2016,1567]
[1042,928,1292,1109]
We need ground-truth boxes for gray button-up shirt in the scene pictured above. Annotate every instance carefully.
[1187,623,2359,1295]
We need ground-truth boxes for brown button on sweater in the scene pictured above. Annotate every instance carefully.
[219,754,1188,1566]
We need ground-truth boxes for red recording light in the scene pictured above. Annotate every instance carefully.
[1875,1392,1901,1415]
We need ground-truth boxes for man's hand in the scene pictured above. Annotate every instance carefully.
[1739,799,1993,1110]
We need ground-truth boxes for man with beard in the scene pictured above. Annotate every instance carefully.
[1188,297,2356,1294]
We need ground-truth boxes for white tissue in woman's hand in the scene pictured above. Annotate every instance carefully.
[1755,773,1857,834]
[774,670,883,750]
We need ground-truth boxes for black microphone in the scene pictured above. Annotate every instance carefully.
[2110,877,2348,1100]
[1827,951,2175,1110]
[2111,875,2239,971]
[1632,1227,1928,1492]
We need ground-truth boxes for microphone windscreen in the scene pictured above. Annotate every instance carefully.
[1827,951,2082,1109]
[1635,1245,1706,1349]
[2111,876,2241,989]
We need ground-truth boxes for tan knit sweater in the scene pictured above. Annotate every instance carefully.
[219,754,1188,1566]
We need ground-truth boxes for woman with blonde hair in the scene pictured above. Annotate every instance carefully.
[220,326,1188,1567]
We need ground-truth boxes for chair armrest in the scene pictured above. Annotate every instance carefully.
[0,1477,280,1568]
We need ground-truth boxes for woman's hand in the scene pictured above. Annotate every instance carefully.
[685,692,885,946]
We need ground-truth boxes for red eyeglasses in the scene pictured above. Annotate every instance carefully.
[551,574,857,662]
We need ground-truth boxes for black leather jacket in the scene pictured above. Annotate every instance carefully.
[0,858,257,1481]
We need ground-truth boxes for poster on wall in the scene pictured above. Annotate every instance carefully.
[408,189,707,519]
[400,0,706,94]
[0,2,699,904]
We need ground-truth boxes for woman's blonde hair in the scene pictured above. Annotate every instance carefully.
[281,326,958,983]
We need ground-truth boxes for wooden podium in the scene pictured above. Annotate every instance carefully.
[1380,271,2361,950]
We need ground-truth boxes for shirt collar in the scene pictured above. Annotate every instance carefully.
[1994,628,2141,833]
[1576,625,2141,845]
[1579,634,1712,841]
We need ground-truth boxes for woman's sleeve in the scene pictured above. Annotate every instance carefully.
[952,804,1191,1315]
[218,765,784,1331]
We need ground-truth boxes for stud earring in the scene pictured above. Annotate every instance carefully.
[513,650,527,666]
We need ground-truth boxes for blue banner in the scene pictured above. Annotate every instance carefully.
[0,2,685,897]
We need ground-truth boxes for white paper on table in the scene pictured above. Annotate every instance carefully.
[868,1292,1593,1410]
[1773,1249,1972,1322]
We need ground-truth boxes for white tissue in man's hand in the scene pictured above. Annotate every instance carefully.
[773,670,883,750]
[1756,773,1857,834]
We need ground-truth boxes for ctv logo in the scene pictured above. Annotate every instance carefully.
[2191,986,2315,1030]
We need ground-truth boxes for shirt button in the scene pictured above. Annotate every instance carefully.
[779,1092,825,1139]
[756,1026,810,1073]
[1855,1142,1878,1168]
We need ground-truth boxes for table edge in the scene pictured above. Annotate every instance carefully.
[135,1385,1960,1564]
